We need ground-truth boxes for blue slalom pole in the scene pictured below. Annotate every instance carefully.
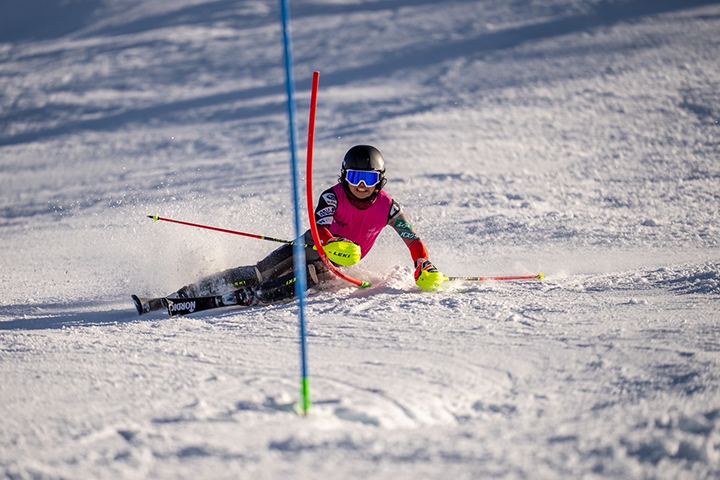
[279,0,310,415]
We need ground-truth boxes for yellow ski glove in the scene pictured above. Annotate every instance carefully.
[414,259,447,291]
[324,238,362,266]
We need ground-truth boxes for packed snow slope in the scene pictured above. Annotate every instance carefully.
[1,0,720,478]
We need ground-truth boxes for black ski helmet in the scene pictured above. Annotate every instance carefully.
[341,145,387,191]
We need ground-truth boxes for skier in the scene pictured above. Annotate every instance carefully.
[133,145,445,315]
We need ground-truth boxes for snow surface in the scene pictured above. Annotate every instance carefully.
[1,0,720,478]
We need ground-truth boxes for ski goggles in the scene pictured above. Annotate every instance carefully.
[345,169,382,187]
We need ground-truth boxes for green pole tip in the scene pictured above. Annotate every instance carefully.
[538,272,545,281]
[301,378,311,415]
[360,281,372,288]
[148,215,160,222]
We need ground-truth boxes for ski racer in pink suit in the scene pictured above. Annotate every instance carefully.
[133,145,445,314]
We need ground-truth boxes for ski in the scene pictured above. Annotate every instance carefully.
[163,292,242,317]
[132,292,244,317]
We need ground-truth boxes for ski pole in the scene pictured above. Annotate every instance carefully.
[147,215,313,248]
[445,273,545,282]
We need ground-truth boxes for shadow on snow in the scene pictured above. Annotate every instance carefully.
[0,302,151,331]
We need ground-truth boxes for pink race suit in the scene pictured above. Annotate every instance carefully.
[326,183,393,259]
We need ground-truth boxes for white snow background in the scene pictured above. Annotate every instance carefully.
[1,0,720,478]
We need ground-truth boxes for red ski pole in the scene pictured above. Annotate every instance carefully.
[445,273,545,282]
[147,215,312,248]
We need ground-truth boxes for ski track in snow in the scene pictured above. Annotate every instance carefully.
[1,0,720,478]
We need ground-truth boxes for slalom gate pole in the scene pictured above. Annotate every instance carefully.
[445,273,545,282]
[279,0,311,416]
[147,215,313,248]
[306,72,371,289]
